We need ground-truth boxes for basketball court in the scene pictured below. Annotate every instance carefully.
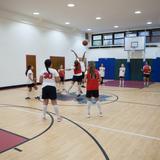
[0,0,160,160]
[0,82,160,160]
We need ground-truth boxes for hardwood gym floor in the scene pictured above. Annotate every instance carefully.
[0,82,160,160]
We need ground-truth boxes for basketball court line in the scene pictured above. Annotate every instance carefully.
[74,121,160,141]
[116,100,160,108]
[0,128,28,154]
[102,87,160,93]
[0,104,110,160]
[0,105,54,154]
[5,107,44,116]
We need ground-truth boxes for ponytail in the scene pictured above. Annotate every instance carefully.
[89,62,96,79]
[44,59,52,74]
[25,65,31,76]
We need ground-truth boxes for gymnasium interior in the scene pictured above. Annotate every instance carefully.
[0,0,160,160]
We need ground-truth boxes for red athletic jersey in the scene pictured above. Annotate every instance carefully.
[86,69,100,91]
[74,63,82,74]
[58,69,65,77]
[143,65,151,74]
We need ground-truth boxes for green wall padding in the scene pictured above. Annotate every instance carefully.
[130,59,143,81]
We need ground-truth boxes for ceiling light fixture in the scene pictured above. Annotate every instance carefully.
[65,22,70,25]
[147,21,152,25]
[33,12,40,15]
[114,25,119,28]
[134,10,142,14]
[67,3,75,7]
[87,29,92,31]
[96,17,102,20]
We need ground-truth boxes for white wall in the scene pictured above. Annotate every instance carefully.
[0,18,85,87]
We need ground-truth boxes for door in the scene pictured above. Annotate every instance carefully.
[50,56,65,71]
[26,55,36,79]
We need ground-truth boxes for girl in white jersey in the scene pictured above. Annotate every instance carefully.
[99,64,105,84]
[119,64,126,87]
[25,65,37,99]
[39,59,62,122]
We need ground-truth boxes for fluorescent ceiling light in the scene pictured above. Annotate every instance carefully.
[87,29,92,31]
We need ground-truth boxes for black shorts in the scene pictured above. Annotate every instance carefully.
[27,83,35,88]
[42,86,57,100]
[119,76,124,79]
[86,90,99,98]
[144,74,150,78]
[60,77,64,82]
[82,72,85,79]
[73,75,82,82]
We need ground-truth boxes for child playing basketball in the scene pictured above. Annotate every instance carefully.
[58,64,65,92]
[119,64,126,87]
[71,49,86,88]
[142,61,151,87]
[25,65,37,99]
[84,62,103,118]
[39,59,62,122]
[68,59,83,97]
[99,63,105,84]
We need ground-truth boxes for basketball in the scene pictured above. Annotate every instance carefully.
[82,40,88,46]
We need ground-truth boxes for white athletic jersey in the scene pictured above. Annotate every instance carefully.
[40,68,59,88]
[119,67,126,77]
[99,67,105,77]
[80,61,86,72]
[27,69,33,84]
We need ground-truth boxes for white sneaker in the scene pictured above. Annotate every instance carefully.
[87,114,91,118]
[42,115,46,120]
[57,116,62,122]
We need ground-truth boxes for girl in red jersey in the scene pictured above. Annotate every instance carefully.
[142,61,151,87]
[58,64,65,92]
[84,62,103,118]
[68,59,83,96]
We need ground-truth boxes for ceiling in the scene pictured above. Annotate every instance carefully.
[0,0,160,33]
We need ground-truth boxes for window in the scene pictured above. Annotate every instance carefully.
[91,28,160,47]
[92,35,102,46]
[152,30,160,36]
[126,32,137,37]
[114,33,124,45]
[104,34,113,39]
[151,36,160,43]
[114,39,124,45]
[151,30,160,43]
[93,40,102,46]
[138,31,151,43]
[103,34,113,46]
[103,39,113,45]
[138,31,150,36]
[114,33,124,39]
[93,35,102,40]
